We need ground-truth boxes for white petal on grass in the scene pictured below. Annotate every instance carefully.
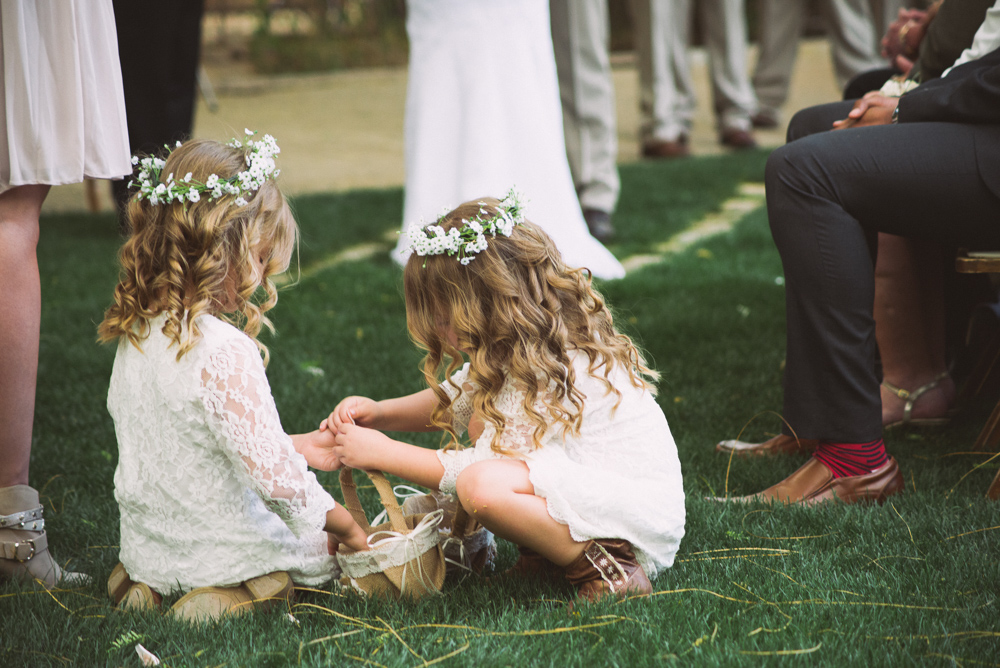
[135,644,161,666]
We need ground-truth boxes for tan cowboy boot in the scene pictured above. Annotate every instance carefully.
[564,539,652,602]
[500,545,565,582]
[0,485,89,588]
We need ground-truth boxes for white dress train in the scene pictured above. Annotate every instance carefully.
[394,0,625,280]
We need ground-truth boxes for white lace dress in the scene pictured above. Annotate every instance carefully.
[436,356,685,577]
[107,314,338,594]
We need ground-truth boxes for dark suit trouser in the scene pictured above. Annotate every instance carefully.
[769,101,1000,442]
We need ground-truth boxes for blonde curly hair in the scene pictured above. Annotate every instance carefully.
[98,139,297,364]
[403,197,658,454]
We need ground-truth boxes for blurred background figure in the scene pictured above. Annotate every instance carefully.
[631,0,759,158]
[111,0,206,222]
[550,0,620,243]
[752,0,885,127]
[392,0,625,280]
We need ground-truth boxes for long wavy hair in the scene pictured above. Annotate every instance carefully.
[98,139,297,364]
[403,197,658,454]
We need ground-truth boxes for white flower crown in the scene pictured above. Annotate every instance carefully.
[128,129,280,207]
[406,189,526,265]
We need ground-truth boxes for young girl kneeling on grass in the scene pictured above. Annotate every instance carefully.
[324,193,685,601]
[98,134,368,622]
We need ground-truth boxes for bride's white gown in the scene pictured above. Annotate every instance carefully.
[393,0,626,280]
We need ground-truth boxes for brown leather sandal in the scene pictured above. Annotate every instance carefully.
[169,571,294,623]
[564,539,652,602]
[108,562,161,610]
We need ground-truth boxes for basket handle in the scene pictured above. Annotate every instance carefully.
[338,467,371,532]
[339,468,409,533]
[451,503,471,539]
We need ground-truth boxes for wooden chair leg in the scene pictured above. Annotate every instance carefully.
[972,398,1000,451]
[987,467,1000,501]
[960,330,1000,403]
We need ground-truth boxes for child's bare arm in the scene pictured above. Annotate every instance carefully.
[323,388,440,434]
[333,423,445,490]
[325,504,369,553]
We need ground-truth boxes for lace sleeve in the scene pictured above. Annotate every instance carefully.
[199,336,336,537]
[436,447,479,494]
[441,363,474,435]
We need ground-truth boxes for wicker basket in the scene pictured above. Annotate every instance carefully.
[402,491,497,576]
[335,468,446,600]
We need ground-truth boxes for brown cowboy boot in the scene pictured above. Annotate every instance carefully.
[502,545,565,582]
[0,485,89,589]
[564,539,652,602]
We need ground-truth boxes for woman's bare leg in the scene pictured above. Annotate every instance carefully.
[874,233,955,424]
[0,184,49,488]
[455,459,585,567]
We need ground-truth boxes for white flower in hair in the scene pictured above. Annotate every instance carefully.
[405,189,526,265]
[129,130,281,208]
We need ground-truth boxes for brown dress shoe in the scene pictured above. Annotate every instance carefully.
[715,433,818,457]
[720,128,758,149]
[725,457,904,506]
[564,539,651,602]
[641,137,689,159]
[751,110,780,129]
[583,208,615,243]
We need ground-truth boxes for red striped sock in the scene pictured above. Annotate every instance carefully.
[812,438,889,478]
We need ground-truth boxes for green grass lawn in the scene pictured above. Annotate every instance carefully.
[4,151,999,667]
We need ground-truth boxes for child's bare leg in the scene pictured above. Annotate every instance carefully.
[455,459,585,567]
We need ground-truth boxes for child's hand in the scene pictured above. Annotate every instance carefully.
[294,429,342,471]
[332,423,393,470]
[325,504,369,553]
[321,396,382,433]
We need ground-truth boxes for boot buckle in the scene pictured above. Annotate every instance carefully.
[13,540,36,563]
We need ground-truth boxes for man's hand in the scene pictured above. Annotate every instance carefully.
[833,93,899,130]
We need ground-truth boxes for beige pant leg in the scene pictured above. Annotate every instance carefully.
[698,0,757,131]
[550,0,619,214]
[752,0,806,115]
[631,0,695,141]
[824,0,885,89]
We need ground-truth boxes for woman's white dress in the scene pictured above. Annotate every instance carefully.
[0,0,130,190]
[436,356,685,577]
[108,314,338,594]
[394,0,626,280]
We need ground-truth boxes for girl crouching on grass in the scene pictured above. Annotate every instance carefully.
[98,134,367,622]
[324,193,685,601]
